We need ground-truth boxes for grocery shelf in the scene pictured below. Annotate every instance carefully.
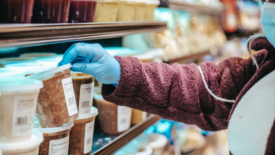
[169,0,224,15]
[168,50,210,64]
[92,114,161,155]
[0,21,167,48]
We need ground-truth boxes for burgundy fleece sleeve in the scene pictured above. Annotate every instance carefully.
[102,51,269,131]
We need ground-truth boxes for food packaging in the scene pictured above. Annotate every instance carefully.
[28,64,79,128]
[0,129,44,155]
[94,88,132,135]
[0,79,43,142]
[131,109,147,125]
[34,120,74,155]
[148,134,167,155]
[0,57,35,68]
[117,0,135,21]
[71,72,95,115]
[145,0,159,20]
[0,0,35,23]
[32,0,71,23]
[5,62,54,77]
[0,68,26,78]
[134,0,146,21]
[69,107,98,155]
[69,0,98,23]
[94,0,118,22]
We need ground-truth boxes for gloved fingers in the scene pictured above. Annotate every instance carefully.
[59,43,79,66]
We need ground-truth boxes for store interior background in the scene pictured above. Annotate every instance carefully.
[0,0,263,155]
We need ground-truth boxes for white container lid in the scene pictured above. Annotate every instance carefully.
[0,78,43,92]
[135,0,147,4]
[148,134,167,149]
[20,53,58,59]
[0,68,26,78]
[77,107,98,120]
[34,120,74,134]
[98,0,118,2]
[136,146,153,155]
[27,63,72,81]
[146,0,160,5]
[0,129,44,153]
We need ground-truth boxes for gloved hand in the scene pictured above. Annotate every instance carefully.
[59,43,120,85]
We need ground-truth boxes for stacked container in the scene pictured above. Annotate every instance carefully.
[145,0,160,20]
[0,78,44,155]
[117,0,136,21]
[69,0,98,23]
[94,0,119,22]
[134,0,147,21]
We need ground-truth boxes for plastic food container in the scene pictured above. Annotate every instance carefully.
[131,109,147,125]
[94,0,118,22]
[117,0,135,21]
[5,62,54,77]
[0,79,43,142]
[0,129,44,155]
[32,0,71,23]
[69,0,98,23]
[28,64,79,128]
[71,72,95,115]
[0,0,34,23]
[0,57,35,68]
[134,0,146,21]
[69,107,98,155]
[94,88,132,135]
[0,68,26,78]
[145,0,159,20]
[34,120,74,155]
[148,134,167,155]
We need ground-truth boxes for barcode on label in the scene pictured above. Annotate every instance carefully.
[17,117,27,125]
[68,97,75,106]
[120,119,127,124]
[82,101,90,108]
[86,138,93,145]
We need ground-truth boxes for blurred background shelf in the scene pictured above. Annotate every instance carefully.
[92,114,161,155]
[169,0,224,15]
[168,50,211,64]
[0,21,167,48]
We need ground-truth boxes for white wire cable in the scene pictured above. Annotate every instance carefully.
[247,34,265,70]
[198,66,236,103]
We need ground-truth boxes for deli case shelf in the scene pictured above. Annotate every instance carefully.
[92,114,161,155]
[0,21,167,48]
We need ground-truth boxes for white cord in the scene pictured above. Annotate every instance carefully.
[247,34,265,70]
[198,66,236,103]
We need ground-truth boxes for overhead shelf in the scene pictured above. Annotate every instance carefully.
[0,21,167,48]
[92,114,161,155]
[169,0,224,15]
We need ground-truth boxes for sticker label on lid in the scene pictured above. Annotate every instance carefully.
[79,82,94,115]
[12,94,37,137]
[84,120,95,154]
[62,77,78,116]
[117,106,132,132]
[49,136,69,155]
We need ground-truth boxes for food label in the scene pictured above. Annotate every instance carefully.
[12,95,37,137]
[79,82,94,114]
[142,112,147,121]
[84,120,95,154]
[49,136,69,155]
[117,106,132,132]
[62,77,78,116]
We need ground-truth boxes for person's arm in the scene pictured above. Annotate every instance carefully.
[102,51,269,131]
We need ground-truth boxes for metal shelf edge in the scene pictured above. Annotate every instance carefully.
[92,114,161,155]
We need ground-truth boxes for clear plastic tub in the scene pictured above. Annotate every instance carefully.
[117,0,135,21]
[0,57,35,68]
[69,107,98,155]
[94,0,118,22]
[69,0,98,23]
[0,79,43,142]
[34,120,74,155]
[145,0,159,20]
[0,68,26,78]
[94,88,132,135]
[0,0,35,23]
[28,64,79,128]
[0,129,44,155]
[71,72,95,115]
[131,109,147,125]
[134,0,146,21]
[32,0,71,23]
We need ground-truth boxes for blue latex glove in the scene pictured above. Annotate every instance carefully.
[59,43,120,85]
